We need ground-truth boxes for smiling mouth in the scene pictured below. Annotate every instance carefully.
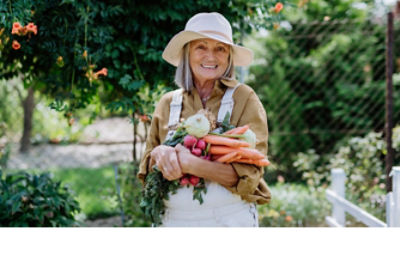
[201,64,218,69]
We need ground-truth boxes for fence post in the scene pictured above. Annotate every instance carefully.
[385,11,394,193]
[386,192,394,227]
[390,167,400,227]
[331,168,346,226]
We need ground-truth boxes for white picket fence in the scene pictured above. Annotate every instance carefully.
[326,166,400,227]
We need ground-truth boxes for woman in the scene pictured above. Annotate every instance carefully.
[138,12,271,227]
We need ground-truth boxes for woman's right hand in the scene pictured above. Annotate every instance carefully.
[150,145,183,181]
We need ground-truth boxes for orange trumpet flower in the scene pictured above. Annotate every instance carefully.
[11,22,22,35]
[26,22,38,35]
[12,40,21,50]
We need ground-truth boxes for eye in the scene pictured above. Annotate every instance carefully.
[217,46,227,52]
[196,45,206,50]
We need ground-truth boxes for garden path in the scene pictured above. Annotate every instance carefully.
[7,117,147,170]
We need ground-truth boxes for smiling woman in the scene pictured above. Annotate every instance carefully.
[138,12,271,227]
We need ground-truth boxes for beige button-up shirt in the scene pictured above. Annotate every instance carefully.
[138,78,271,204]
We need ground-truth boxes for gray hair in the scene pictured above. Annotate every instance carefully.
[174,43,235,92]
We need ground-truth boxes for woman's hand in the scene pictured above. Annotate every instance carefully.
[150,145,183,181]
[175,144,239,187]
[174,144,195,174]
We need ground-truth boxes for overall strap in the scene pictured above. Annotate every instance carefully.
[166,89,183,140]
[217,83,241,124]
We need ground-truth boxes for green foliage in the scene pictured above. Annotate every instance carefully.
[0,0,288,121]
[285,0,372,22]
[258,182,330,227]
[140,166,180,226]
[247,1,399,178]
[0,79,23,137]
[53,166,118,220]
[0,169,80,226]
[118,162,151,227]
[0,143,11,169]
[293,125,400,223]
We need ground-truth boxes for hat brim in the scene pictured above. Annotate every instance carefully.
[162,31,253,67]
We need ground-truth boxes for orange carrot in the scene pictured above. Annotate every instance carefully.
[226,154,242,163]
[224,125,249,135]
[216,151,238,163]
[234,158,271,166]
[209,145,237,155]
[209,146,265,159]
[203,135,250,148]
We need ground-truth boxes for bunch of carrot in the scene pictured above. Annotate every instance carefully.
[203,125,270,167]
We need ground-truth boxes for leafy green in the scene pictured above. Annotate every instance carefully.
[0,170,81,227]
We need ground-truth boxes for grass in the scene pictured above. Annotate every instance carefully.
[52,166,120,220]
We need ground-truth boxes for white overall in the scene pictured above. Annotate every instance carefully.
[161,84,259,227]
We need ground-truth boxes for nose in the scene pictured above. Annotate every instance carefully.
[204,49,217,61]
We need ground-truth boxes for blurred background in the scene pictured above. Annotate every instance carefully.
[1,0,399,227]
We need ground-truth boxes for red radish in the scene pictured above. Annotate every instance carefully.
[180,177,190,186]
[189,175,200,186]
[191,148,202,156]
[196,139,206,150]
[183,135,197,149]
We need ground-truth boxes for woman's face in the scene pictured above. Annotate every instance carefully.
[189,38,230,83]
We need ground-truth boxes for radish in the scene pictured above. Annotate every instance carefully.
[196,139,206,150]
[183,135,197,149]
[191,148,202,156]
[180,177,190,186]
[189,175,200,186]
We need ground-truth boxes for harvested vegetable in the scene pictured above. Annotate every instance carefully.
[234,158,271,166]
[209,146,265,159]
[224,124,249,135]
[183,135,197,148]
[183,114,210,138]
[203,135,250,147]
[216,151,238,163]
[240,129,256,149]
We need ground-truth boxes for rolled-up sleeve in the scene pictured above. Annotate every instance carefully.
[227,90,270,202]
[137,100,164,184]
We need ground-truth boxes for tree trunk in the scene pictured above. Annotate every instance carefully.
[20,87,35,153]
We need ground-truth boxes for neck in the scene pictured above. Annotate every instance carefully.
[194,79,216,99]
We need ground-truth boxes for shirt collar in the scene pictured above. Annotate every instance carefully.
[215,78,240,92]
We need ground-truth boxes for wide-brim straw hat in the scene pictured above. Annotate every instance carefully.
[162,12,253,67]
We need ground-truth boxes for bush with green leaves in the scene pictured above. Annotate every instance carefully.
[258,182,331,227]
[247,0,400,178]
[293,125,400,222]
[0,169,81,227]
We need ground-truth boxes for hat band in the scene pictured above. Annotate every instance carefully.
[197,30,233,43]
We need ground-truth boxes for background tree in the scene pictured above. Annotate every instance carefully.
[0,0,288,157]
[247,0,400,181]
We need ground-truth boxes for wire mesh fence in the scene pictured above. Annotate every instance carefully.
[248,17,400,178]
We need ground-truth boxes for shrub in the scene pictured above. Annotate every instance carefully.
[0,170,81,227]
[119,162,151,227]
[292,125,400,223]
[258,182,331,227]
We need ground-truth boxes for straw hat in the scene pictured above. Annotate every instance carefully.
[162,12,253,67]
